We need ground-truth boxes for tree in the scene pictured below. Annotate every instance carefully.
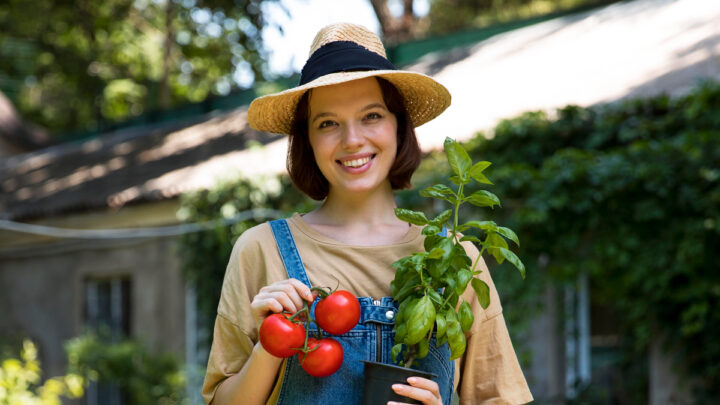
[0,0,277,136]
[369,0,419,45]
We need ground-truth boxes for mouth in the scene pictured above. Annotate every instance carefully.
[337,154,375,169]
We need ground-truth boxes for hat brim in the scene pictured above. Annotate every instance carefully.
[248,70,451,135]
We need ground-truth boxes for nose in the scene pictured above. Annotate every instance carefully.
[341,122,365,150]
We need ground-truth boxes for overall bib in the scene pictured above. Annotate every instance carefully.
[269,219,455,404]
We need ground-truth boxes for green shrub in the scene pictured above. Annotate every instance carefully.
[65,333,187,405]
[0,340,84,404]
[461,80,720,400]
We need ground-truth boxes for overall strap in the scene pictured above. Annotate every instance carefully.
[269,219,312,288]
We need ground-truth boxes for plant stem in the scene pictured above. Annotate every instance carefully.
[470,245,487,274]
[453,183,464,244]
[403,345,417,368]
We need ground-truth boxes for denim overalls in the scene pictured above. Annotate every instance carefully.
[269,219,455,404]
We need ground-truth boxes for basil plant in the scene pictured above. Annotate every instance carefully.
[390,137,525,367]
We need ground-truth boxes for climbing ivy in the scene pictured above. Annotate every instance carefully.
[458,80,720,400]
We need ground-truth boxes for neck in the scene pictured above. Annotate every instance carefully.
[310,182,399,226]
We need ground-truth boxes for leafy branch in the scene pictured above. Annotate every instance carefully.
[390,137,525,367]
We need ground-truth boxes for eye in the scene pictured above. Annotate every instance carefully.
[318,120,337,129]
[364,112,382,121]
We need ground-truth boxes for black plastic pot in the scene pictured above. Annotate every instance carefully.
[362,360,438,405]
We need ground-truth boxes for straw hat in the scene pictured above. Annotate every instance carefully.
[247,23,451,135]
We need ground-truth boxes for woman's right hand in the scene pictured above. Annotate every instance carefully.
[250,278,315,327]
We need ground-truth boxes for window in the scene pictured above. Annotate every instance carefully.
[84,277,131,336]
[83,277,131,405]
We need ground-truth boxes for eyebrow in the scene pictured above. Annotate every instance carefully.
[310,103,388,124]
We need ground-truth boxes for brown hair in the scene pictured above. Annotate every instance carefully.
[287,77,421,200]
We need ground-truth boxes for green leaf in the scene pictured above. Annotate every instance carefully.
[469,161,493,184]
[394,324,407,344]
[436,334,448,348]
[435,312,447,342]
[420,185,455,202]
[455,269,473,295]
[424,234,442,252]
[451,249,472,269]
[499,247,526,279]
[442,285,459,308]
[394,208,429,225]
[497,226,520,246]
[486,232,509,264]
[444,137,472,178]
[471,278,491,309]
[428,289,444,307]
[441,273,457,294]
[430,209,453,227]
[458,300,474,332]
[421,225,442,236]
[406,296,436,345]
[391,343,403,363]
[394,275,421,303]
[459,235,482,244]
[449,175,463,186]
[438,237,455,266]
[445,311,467,360]
[464,190,501,208]
[417,338,429,360]
[463,220,498,232]
[427,247,445,259]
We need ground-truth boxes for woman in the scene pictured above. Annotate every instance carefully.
[202,23,533,405]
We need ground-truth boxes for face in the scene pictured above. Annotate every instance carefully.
[307,77,398,197]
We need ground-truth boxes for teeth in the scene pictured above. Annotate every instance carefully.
[342,156,371,168]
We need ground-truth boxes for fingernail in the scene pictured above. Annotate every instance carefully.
[392,384,402,390]
[407,377,416,383]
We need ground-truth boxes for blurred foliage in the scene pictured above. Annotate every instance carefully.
[176,174,314,341]
[459,80,720,401]
[0,0,276,135]
[65,332,187,405]
[425,0,616,36]
[0,340,84,405]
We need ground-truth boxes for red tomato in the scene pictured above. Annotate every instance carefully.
[259,313,306,358]
[298,338,344,377]
[314,290,361,335]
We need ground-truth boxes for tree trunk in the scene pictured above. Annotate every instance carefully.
[369,0,417,45]
[159,0,174,110]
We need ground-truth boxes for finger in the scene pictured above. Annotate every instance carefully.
[391,382,441,405]
[268,291,299,313]
[287,278,314,302]
[250,298,283,318]
[406,377,440,395]
[274,282,308,311]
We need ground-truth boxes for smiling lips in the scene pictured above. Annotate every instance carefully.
[338,154,375,171]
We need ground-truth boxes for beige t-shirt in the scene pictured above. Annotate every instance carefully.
[202,213,533,404]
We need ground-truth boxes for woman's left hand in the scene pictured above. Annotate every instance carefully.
[388,376,442,405]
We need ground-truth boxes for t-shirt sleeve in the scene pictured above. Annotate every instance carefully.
[201,224,275,404]
[456,242,534,404]
[201,314,255,404]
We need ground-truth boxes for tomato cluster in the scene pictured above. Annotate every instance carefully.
[258,289,361,378]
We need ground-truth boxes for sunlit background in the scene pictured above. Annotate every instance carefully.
[1,0,719,404]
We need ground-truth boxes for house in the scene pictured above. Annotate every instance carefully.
[1,0,718,403]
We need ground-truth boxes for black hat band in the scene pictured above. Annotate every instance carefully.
[299,41,397,85]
